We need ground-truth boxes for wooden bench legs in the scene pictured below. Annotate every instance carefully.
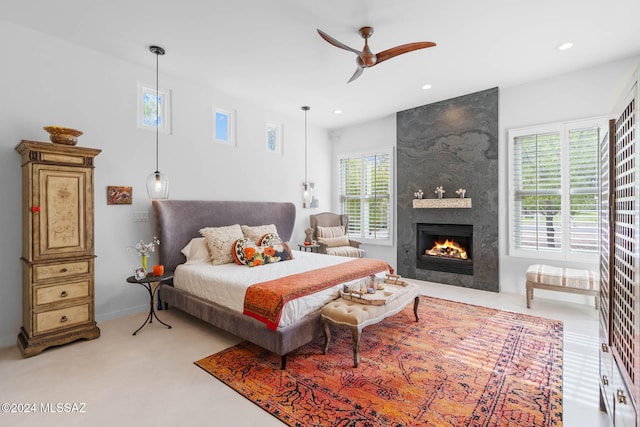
[322,296,420,368]
[526,280,599,310]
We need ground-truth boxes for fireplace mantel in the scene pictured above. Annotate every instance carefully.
[412,198,472,209]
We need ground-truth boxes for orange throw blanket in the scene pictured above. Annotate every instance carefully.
[243,258,391,330]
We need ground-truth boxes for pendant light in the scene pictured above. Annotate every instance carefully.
[146,45,169,200]
[301,106,314,208]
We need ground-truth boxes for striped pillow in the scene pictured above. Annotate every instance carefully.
[316,225,345,238]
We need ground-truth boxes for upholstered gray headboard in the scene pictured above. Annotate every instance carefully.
[152,200,296,273]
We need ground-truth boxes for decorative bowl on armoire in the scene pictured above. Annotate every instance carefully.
[43,126,83,145]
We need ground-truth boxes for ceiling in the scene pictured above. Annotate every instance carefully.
[3,0,640,129]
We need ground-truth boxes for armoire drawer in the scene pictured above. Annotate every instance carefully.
[34,280,90,306]
[34,260,91,282]
[34,303,90,334]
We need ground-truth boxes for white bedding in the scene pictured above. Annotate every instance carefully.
[174,250,386,328]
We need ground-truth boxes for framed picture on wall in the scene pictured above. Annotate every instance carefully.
[265,122,282,154]
[214,108,236,146]
[107,186,133,205]
[137,81,172,134]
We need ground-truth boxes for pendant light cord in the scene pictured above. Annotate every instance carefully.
[302,106,310,184]
[150,45,165,174]
[155,49,159,174]
[304,108,307,183]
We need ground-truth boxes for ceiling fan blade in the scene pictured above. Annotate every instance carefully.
[375,41,436,65]
[317,29,362,56]
[347,65,364,83]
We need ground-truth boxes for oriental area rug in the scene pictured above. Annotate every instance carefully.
[195,296,563,427]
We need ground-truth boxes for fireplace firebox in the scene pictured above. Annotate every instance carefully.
[417,223,473,275]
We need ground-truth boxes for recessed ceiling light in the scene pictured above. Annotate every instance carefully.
[421,84,432,90]
[557,42,574,51]
[333,109,342,114]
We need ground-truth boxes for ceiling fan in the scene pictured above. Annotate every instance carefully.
[317,26,436,83]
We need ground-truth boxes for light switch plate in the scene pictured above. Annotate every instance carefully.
[134,211,149,222]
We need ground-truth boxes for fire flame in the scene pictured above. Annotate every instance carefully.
[426,239,468,260]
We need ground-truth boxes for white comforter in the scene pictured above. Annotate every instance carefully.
[174,250,384,328]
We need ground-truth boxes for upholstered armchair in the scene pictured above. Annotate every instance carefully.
[309,212,366,258]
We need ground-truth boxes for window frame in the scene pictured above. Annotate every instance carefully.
[137,81,172,134]
[213,107,236,146]
[508,117,604,262]
[336,147,394,247]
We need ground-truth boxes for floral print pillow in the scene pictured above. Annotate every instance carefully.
[245,242,293,267]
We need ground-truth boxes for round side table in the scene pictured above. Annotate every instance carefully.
[126,272,174,335]
[298,243,320,253]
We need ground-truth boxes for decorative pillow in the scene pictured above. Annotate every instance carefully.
[257,232,282,246]
[241,224,278,243]
[199,224,243,265]
[180,237,210,264]
[316,225,345,238]
[246,242,294,267]
[231,238,255,265]
[318,235,350,248]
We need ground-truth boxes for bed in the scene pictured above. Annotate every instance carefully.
[152,200,388,368]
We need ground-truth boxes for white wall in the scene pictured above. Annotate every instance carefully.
[3,19,637,349]
[0,20,331,347]
[329,115,397,266]
[333,55,640,304]
[499,55,640,302]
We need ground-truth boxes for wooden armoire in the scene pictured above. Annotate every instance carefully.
[15,140,101,357]
[599,68,640,426]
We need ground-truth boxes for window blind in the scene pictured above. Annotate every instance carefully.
[568,128,599,253]
[363,154,391,239]
[513,132,562,251]
[338,149,393,243]
[339,157,362,236]
[510,119,601,259]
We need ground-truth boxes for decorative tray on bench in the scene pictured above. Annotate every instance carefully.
[340,274,409,306]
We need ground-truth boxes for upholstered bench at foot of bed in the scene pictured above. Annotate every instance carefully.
[321,283,420,367]
[526,264,599,310]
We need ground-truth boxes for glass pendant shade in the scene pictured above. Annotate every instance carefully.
[146,170,169,200]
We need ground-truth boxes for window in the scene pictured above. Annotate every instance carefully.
[338,149,393,245]
[214,108,236,146]
[265,122,282,154]
[509,118,602,260]
[137,81,171,133]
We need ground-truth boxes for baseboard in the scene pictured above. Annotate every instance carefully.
[95,304,148,323]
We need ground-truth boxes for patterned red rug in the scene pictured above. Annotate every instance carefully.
[195,296,563,426]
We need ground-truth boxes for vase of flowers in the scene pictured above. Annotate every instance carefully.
[435,186,445,199]
[130,237,160,271]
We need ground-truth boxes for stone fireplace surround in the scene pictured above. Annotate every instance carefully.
[396,87,499,292]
